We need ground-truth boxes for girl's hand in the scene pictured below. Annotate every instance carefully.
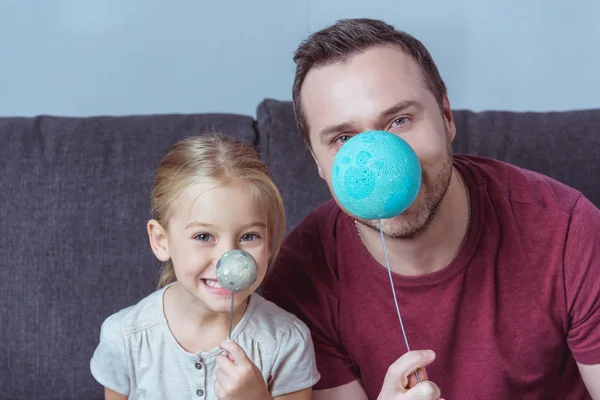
[214,339,272,400]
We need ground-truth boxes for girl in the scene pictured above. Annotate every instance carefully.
[90,133,320,400]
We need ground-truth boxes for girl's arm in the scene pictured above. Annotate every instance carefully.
[274,387,312,400]
[105,387,128,400]
[91,315,130,400]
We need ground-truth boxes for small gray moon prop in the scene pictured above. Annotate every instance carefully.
[216,249,259,292]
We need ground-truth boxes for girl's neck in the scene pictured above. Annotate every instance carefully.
[163,283,249,353]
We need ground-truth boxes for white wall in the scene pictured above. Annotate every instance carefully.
[1,0,599,117]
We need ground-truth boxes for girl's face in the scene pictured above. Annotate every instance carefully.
[149,179,270,314]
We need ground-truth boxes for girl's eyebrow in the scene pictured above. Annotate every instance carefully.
[184,221,216,229]
[184,221,267,230]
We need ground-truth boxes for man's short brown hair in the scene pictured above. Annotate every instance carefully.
[292,18,447,146]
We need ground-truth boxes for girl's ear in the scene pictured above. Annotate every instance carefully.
[147,219,171,262]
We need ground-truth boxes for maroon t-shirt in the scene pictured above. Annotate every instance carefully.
[261,155,600,399]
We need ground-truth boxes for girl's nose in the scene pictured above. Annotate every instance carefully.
[218,238,239,254]
[212,239,239,264]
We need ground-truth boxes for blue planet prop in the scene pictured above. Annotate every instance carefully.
[331,130,422,220]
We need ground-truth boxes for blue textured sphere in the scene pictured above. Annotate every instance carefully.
[331,130,422,220]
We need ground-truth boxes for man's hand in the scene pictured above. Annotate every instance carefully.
[214,339,272,400]
[378,350,444,400]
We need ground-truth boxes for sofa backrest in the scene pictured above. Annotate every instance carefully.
[0,113,257,399]
[1,99,598,399]
[256,99,600,233]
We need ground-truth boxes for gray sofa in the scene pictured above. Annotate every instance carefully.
[1,98,598,399]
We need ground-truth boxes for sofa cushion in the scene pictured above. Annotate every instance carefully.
[0,113,257,399]
[256,98,599,234]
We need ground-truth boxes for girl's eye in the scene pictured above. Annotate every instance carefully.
[240,233,258,242]
[194,233,212,242]
[392,117,408,127]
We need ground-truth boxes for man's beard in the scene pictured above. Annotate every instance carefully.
[354,138,454,239]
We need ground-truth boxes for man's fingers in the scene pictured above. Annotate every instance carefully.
[405,381,441,400]
[406,365,429,388]
[380,350,436,396]
[395,350,435,388]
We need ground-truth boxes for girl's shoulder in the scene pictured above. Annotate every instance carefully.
[98,286,167,339]
[90,286,172,395]
[243,293,312,343]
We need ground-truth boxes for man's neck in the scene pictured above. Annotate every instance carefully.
[356,168,470,276]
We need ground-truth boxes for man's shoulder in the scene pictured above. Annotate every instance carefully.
[284,195,354,254]
[456,154,582,215]
[277,199,342,256]
[293,198,340,234]
[99,287,165,339]
[260,200,345,308]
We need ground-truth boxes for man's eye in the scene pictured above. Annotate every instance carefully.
[334,135,351,144]
[392,117,408,126]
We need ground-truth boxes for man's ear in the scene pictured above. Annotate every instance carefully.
[147,220,171,262]
[309,149,326,180]
[442,95,456,142]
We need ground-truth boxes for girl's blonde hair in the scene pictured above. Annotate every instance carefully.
[151,132,285,289]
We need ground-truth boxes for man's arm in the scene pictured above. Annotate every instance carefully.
[564,195,600,398]
[312,380,368,400]
[578,363,600,399]
[260,208,359,393]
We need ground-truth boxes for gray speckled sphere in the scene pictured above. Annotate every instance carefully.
[216,249,259,292]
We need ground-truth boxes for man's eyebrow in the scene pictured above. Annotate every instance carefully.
[317,100,421,143]
[318,122,357,143]
[378,100,420,122]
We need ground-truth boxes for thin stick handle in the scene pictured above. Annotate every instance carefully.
[228,292,235,339]
[378,219,421,383]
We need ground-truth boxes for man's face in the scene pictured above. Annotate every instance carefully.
[300,44,456,238]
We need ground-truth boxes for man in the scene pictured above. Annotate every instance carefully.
[260,18,600,399]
